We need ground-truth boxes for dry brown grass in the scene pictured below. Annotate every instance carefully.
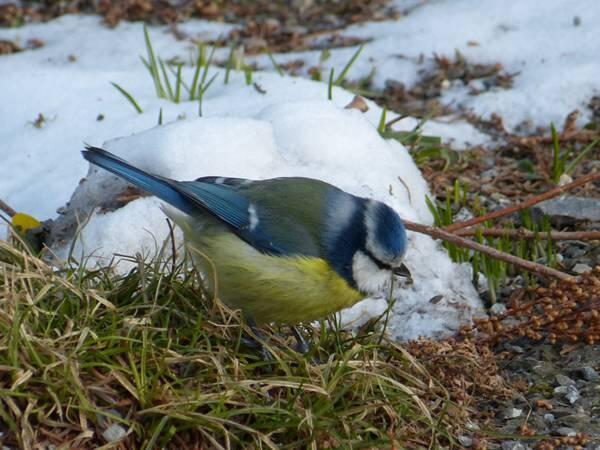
[0,238,513,449]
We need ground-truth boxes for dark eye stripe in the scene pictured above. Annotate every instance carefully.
[363,248,392,271]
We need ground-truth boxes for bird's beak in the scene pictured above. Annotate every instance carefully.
[393,263,412,283]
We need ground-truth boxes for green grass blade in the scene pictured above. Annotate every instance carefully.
[195,46,217,100]
[565,138,599,175]
[189,44,205,100]
[266,47,284,76]
[424,196,442,226]
[200,72,218,95]
[158,58,174,101]
[143,25,165,98]
[175,63,183,103]
[166,63,191,95]
[334,44,364,86]
[110,82,143,113]
[224,44,235,84]
[550,123,561,183]
[377,107,387,134]
[140,56,152,73]
[244,66,253,85]
[327,68,334,100]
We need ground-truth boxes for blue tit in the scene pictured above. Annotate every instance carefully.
[82,146,410,325]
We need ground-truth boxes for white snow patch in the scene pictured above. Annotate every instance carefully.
[249,0,600,132]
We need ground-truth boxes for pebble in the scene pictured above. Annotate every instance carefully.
[581,366,599,381]
[502,407,523,419]
[465,422,480,431]
[102,424,127,443]
[490,303,507,316]
[501,441,530,450]
[480,168,498,179]
[567,385,581,404]
[533,361,556,377]
[555,426,577,437]
[535,196,600,222]
[455,206,474,222]
[554,385,568,395]
[458,435,473,447]
[556,374,576,386]
[490,192,511,205]
[572,263,593,274]
[554,384,580,404]
[543,413,555,423]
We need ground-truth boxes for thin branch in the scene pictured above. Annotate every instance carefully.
[166,218,177,271]
[0,198,16,217]
[445,172,600,232]
[404,220,578,283]
[454,228,600,241]
[511,129,599,147]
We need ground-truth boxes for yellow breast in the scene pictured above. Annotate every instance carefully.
[177,215,363,324]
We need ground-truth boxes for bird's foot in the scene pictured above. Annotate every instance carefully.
[240,335,273,361]
[240,320,319,362]
[291,326,311,354]
[240,320,274,361]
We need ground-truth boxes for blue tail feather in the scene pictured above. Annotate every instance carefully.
[82,146,194,214]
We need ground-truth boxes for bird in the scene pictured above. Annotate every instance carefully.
[82,146,411,326]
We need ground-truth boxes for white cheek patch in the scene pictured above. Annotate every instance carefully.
[247,203,259,231]
[352,250,391,294]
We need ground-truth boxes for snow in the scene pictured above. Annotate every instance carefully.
[6,0,595,339]
[256,0,600,132]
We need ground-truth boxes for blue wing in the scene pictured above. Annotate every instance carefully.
[82,147,287,254]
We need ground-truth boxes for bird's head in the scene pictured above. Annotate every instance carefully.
[351,200,410,294]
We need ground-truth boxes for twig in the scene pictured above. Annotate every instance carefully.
[511,129,599,147]
[166,218,177,270]
[445,172,600,232]
[404,220,577,283]
[454,228,600,241]
[0,198,16,217]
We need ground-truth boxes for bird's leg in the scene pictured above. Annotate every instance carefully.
[291,326,310,354]
[240,318,273,361]
[240,319,314,360]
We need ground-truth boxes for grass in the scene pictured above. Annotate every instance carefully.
[425,181,558,302]
[111,82,144,114]
[378,109,455,168]
[334,44,364,86]
[550,122,599,184]
[112,26,220,116]
[112,28,370,115]
[0,236,476,449]
[265,47,284,77]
